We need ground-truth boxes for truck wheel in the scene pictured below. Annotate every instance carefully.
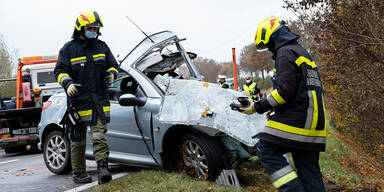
[43,130,72,174]
[179,134,224,180]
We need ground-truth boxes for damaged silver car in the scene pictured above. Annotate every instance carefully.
[38,31,267,183]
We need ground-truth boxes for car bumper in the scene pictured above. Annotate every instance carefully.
[0,134,40,149]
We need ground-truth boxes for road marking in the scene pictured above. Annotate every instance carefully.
[66,172,129,192]
[0,159,20,165]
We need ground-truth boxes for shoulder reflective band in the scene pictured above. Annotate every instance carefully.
[70,56,87,65]
[295,56,317,68]
[93,53,106,61]
[57,73,70,85]
[272,171,298,188]
[271,89,286,105]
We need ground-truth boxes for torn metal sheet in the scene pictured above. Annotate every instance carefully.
[158,78,268,146]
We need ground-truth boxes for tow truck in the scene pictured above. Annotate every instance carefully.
[0,55,62,153]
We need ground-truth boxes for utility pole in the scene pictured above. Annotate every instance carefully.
[232,48,238,91]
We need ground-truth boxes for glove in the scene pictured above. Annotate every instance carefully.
[66,84,78,96]
[230,97,256,115]
[105,71,115,85]
[249,156,259,162]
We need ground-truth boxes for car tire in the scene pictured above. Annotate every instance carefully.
[179,134,224,180]
[43,130,72,174]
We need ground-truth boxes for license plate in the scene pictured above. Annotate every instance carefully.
[0,128,10,134]
[12,127,38,135]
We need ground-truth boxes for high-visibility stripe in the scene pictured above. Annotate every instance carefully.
[272,171,298,188]
[263,126,326,143]
[295,56,317,68]
[322,95,327,130]
[273,68,276,72]
[266,120,326,137]
[270,165,294,182]
[310,90,319,130]
[107,67,118,73]
[93,54,106,58]
[304,91,314,130]
[103,106,110,112]
[92,132,105,140]
[71,59,87,65]
[271,89,286,105]
[266,94,278,107]
[70,56,87,63]
[57,73,70,85]
[78,109,92,117]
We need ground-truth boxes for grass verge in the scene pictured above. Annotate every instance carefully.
[92,123,384,192]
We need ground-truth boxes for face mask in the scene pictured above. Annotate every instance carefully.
[84,30,97,39]
[246,80,251,84]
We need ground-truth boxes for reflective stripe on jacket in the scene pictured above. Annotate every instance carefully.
[54,38,118,125]
[256,41,326,151]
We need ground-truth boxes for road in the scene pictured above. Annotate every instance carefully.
[0,150,130,192]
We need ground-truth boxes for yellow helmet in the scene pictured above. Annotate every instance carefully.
[75,9,103,31]
[254,16,283,51]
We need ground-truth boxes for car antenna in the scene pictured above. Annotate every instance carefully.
[125,16,155,43]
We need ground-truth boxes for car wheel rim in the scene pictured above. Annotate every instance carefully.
[181,140,209,179]
[46,135,67,169]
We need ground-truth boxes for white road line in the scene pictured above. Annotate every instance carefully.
[66,172,129,192]
[0,159,20,165]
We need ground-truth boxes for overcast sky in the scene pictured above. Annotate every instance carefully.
[0,0,295,64]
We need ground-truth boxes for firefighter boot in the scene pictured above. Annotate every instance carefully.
[73,171,92,183]
[97,158,112,184]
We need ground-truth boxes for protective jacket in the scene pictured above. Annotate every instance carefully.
[220,81,231,89]
[243,82,260,99]
[255,41,326,151]
[54,38,118,125]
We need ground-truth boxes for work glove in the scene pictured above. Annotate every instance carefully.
[105,70,115,85]
[66,83,78,97]
[230,97,256,115]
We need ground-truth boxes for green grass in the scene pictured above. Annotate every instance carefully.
[91,122,383,192]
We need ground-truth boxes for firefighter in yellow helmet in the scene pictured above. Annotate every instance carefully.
[232,16,326,192]
[54,9,118,184]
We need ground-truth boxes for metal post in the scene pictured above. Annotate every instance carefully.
[232,48,238,91]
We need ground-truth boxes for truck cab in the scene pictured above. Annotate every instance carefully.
[0,55,62,153]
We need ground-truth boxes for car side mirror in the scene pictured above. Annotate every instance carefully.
[119,94,146,107]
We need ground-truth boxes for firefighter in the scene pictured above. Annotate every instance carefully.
[54,9,119,184]
[218,75,231,89]
[232,16,326,192]
[243,76,260,100]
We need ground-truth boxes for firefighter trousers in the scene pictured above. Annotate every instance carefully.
[255,140,325,192]
[71,118,109,173]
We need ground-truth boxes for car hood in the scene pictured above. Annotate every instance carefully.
[157,77,267,147]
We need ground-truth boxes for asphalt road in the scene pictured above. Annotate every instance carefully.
[0,150,130,192]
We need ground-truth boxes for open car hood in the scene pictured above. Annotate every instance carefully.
[119,31,201,79]
[157,78,267,147]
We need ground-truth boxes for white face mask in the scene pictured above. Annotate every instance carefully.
[246,80,251,84]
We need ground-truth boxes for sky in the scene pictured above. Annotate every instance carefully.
[0,0,295,64]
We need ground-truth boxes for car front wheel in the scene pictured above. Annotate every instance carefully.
[179,134,224,180]
[43,130,72,174]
